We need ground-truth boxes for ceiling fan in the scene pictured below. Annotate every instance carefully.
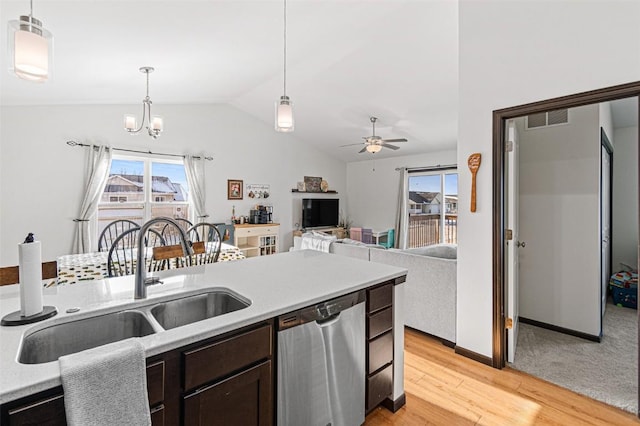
[341,116,408,153]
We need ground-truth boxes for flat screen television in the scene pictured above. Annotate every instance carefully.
[302,198,339,229]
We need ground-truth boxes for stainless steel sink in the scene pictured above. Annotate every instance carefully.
[19,311,155,364]
[150,290,250,330]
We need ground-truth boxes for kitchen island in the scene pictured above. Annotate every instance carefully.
[0,250,407,425]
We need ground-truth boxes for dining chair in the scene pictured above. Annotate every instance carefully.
[160,217,194,245]
[107,228,167,277]
[97,219,140,252]
[185,223,222,265]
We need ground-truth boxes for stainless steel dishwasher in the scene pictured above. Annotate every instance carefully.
[277,290,366,426]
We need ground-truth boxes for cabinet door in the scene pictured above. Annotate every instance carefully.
[184,360,272,426]
[6,394,66,426]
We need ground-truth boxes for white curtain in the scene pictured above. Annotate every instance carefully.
[74,145,112,253]
[394,167,409,249]
[184,155,208,222]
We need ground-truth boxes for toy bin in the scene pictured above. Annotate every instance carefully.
[611,285,637,309]
[609,269,638,309]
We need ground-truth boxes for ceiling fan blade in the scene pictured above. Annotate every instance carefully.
[381,138,408,143]
[358,146,368,153]
[382,144,400,150]
[340,142,366,147]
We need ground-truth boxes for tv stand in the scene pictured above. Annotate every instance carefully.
[293,227,346,239]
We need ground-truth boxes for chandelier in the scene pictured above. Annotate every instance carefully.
[124,67,163,139]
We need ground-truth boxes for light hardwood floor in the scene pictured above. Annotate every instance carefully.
[365,328,639,425]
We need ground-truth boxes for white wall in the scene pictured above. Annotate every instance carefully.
[599,102,613,144]
[346,150,457,232]
[0,104,346,266]
[458,0,640,357]
[612,126,639,271]
[517,105,601,335]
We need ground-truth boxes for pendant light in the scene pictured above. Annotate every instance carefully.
[124,67,163,140]
[275,0,294,132]
[7,0,53,82]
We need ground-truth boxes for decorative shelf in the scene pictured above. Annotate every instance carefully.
[291,189,338,194]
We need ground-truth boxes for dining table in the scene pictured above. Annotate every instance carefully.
[54,243,246,286]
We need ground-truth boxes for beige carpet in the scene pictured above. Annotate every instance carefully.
[509,300,638,413]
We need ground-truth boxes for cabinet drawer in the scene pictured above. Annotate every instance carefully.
[367,364,393,412]
[150,404,165,426]
[146,360,165,407]
[7,394,66,426]
[368,331,393,375]
[184,324,272,391]
[368,307,392,340]
[367,283,392,313]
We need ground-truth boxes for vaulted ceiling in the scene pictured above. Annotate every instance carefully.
[0,0,458,162]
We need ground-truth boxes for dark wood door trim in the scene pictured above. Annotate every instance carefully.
[492,80,640,369]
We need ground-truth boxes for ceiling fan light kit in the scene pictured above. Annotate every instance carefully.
[8,0,53,82]
[124,66,163,139]
[366,144,382,154]
[275,0,294,132]
[340,116,408,154]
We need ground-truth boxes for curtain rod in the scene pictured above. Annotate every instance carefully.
[66,140,213,161]
[395,164,457,172]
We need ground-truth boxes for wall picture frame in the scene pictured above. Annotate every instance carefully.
[227,179,243,200]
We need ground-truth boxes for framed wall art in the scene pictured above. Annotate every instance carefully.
[227,179,243,200]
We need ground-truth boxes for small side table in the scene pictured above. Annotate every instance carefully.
[372,229,394,248]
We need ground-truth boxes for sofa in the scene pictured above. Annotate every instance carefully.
[292,236,457,343]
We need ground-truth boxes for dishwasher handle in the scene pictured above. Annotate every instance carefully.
[315,312,341,327]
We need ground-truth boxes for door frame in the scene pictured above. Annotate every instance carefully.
[492,80,640,369]
[600,128,614,333]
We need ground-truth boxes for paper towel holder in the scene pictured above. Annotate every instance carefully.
[1,305,57,326]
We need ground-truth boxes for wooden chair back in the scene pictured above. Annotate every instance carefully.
[0,261,58,286]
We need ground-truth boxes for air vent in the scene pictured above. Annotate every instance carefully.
[526,109,568,129]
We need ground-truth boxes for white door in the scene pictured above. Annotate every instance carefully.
[506,120,520,363]
[601,144,612,320]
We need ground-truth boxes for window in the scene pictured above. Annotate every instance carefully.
[406,169,457,248]
[97,155,190,244]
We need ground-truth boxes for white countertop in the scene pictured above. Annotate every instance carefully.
[0,250,407,405]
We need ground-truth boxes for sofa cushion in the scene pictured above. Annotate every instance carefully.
[402,244,457,259]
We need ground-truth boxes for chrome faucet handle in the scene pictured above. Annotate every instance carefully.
[144,276,163,286]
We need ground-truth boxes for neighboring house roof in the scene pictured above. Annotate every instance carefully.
[172,183,188,202]
[409,191,440,204]
[105,174,185,196]
[445,195,458,203]
[105,175,144,190]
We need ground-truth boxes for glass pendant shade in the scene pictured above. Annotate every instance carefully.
[8,16,52,82]
[366,144,382,154]
[151,116,163,132]
[124,115,137,131]
[275,96,294,132]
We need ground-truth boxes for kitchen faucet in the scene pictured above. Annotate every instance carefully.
[135,217,193,299]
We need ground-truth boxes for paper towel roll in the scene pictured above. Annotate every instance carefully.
[19,240,43,317]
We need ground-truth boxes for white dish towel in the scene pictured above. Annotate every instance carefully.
[59,338,151,426]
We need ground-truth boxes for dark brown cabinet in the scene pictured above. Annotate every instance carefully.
[0,321,272,426]
[2,360,165,426]
[184,360,272,426]
[366,282,394,412]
